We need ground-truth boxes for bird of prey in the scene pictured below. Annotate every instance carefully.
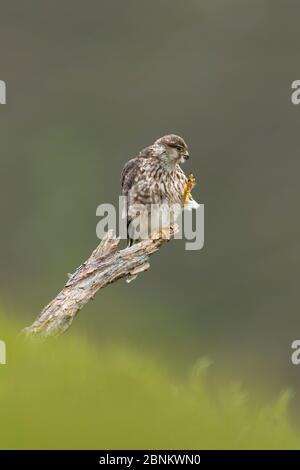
[121,134,199,245]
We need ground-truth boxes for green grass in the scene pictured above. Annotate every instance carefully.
[0,314,299,449]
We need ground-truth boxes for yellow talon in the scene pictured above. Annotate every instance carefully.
[182,173,196,206]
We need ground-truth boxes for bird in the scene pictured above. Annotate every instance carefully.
[121,134,199,246]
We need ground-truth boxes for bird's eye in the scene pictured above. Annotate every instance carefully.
[176,145,182,151]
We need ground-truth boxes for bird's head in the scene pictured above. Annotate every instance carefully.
[154,134,189,167]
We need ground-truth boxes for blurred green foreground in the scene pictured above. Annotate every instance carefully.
[0,314,299,450]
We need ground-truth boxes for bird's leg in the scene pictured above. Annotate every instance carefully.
[150,227,170,240]
[182,174,196,207]
[150,229,164,240]
[150,225,177,241]
[169,224,176,235]
[150,202,179,241]
[160,227,172,240]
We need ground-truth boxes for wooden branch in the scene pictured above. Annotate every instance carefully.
[23,230,173,338]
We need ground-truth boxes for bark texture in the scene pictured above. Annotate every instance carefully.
[23,230,172,338]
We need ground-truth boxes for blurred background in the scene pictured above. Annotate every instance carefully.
[0,0,300,411]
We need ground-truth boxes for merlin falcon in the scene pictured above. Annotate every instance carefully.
[121,134,199,245]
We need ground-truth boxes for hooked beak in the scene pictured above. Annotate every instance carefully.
[182,150,189,161]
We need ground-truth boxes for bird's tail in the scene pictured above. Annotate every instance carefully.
[127,219,134,247]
